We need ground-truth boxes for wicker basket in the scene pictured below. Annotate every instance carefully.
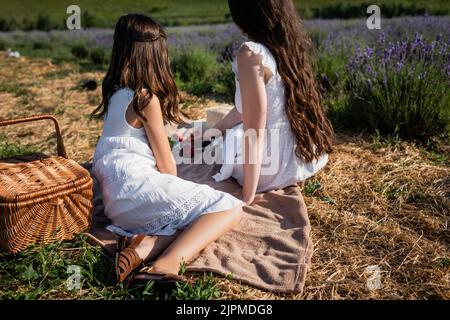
[0,115,93,253]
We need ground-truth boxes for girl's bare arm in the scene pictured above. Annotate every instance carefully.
[140,94,177,176]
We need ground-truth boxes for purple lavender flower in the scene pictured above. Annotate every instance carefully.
[378,32,386,45]
[364,46,374,58]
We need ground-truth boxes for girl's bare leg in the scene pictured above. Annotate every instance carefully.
[151,205,243,274]
[133,233,179,262]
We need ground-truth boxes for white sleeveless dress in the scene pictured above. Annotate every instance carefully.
[212,41,329,193]
[92,88,242,237]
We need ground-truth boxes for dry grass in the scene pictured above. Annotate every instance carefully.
[303,136,449,299]
[0,54,448,299]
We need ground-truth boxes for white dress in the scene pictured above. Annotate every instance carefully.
[92,88,242,237]
[212,41,329,192]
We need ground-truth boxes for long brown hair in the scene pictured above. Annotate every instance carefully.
[92,13,181,124]
[228,0,333,162]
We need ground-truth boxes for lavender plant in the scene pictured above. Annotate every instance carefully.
[341,32,449,138]
[1,16,449,138]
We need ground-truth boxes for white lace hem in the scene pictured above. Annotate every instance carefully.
[106,190,241,237]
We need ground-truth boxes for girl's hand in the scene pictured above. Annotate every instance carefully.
[186,123,216,145]
[189,125,204,142]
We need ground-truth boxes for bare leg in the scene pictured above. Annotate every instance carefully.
[151,205,243,274]
[133,233,179,262]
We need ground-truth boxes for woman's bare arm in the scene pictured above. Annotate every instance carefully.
[237,46,268,205]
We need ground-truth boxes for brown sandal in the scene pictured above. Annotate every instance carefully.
[136,266,183,281]
[116,235,128,253]
[130,265,186,291]
[115,234,146,283]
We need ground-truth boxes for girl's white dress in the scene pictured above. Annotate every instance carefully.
[212,41,329,192]
[92,88,241,237]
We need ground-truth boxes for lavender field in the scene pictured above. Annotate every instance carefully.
[2,16,449,55]
[1,16,449,140]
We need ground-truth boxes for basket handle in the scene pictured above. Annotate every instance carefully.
[0,114,68,158]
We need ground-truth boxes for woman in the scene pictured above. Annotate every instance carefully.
[205,0,333,205]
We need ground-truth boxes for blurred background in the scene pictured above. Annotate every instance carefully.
[0,0,448,140]
[0,0,449,28]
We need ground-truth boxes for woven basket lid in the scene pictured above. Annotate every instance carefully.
[0,156,92,203]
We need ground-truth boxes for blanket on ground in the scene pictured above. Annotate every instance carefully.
[85,162,313,294]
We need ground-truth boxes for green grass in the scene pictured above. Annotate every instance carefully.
[0,0,448,29]
[0,142,224,299]
[0,82,32,97]
[304,180,323,196]
[421,138,450,165]
[0,234,223,300]
[0,0,230,28]
[171,48,234,99]
[304,179,337,205]
[0,80,39,106]
[0,140,39,159]
[372,130,402,151]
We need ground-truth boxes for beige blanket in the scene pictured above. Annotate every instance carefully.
[86,162,313,294]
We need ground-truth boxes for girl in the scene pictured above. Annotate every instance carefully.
[207,0,333,205]
[91,14,242,284]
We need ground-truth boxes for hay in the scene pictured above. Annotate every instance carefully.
[302,135,449,299]
[0,54,448,299]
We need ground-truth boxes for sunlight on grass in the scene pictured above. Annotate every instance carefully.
[0,140,38,159]
[0,234,222,300]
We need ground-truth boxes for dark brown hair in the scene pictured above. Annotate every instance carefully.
[92,13,181,124]
[228,0,333,162]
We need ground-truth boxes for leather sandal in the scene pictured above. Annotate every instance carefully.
[130,265,187,291]
[116,235,128,253]
[115,234,146,283]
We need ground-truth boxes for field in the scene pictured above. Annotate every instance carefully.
[0,0,449,28]
[0,13,449,299]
